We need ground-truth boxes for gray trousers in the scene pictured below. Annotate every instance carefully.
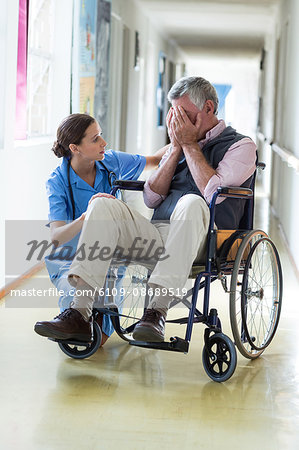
[68,194,210,311]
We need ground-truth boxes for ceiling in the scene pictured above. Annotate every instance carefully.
[136,0,281,55]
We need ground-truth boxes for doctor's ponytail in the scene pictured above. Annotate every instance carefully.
[52,113,96,158]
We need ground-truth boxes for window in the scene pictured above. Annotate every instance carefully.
[26,0,55,138]
[15,0,28,140]
[0,0,7,147]
[14,0,80,143]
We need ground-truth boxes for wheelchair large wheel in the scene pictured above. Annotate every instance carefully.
[109,263,150,341]
[202,333,237,382]
[230,230,282,359]
[58,322,102,359]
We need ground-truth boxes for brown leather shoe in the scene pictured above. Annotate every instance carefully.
[94,312,109,347]
[34,308,93,342]
[132,309,165,342]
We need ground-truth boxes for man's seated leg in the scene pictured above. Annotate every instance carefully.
[133,194,210,342]
[35,196,166,342]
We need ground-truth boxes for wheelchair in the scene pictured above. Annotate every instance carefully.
[55,163,283,383]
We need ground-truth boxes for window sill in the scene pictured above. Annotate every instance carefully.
[14,136,54,150]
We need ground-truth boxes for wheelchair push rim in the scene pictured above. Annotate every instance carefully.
[229,230,282,359]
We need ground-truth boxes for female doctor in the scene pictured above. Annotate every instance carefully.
[46,113,167,346]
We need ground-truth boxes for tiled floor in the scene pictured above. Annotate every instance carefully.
[1,190,298,450]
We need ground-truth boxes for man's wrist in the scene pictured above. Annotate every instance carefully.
[182,142,201,152]
[170,143,182,155]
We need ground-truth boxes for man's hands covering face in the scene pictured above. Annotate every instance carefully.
[168,106,202,146]
[166,108,181,151]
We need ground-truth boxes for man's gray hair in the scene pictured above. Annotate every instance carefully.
[168,76,219,115]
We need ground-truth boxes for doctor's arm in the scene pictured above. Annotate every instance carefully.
[49,216,85,247]
[144,144,171,170]
[47,177,86,246]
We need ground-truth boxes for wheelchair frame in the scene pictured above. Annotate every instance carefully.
[56,163,283,382]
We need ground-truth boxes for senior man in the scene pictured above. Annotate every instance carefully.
[35,76,256,343]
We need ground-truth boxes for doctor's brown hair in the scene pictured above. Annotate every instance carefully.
[52,113,96,158]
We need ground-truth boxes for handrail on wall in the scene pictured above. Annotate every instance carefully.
[271,143,299,174]
[257,132,299,174]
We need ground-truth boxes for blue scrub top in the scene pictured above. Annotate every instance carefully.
[47,150,146,223]
[45,150,146,280]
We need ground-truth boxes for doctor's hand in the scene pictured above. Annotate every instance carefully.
[88,192,116,206]
[172,106,202,146]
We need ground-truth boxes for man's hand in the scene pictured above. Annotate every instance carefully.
[166,108,182,154]
[172,106,202,146]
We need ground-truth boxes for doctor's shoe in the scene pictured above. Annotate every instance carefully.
[132,308,165,342]
[34,308,93,342]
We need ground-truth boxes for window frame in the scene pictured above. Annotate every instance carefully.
[13,0,73,148]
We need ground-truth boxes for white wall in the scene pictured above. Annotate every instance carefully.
[1,0,22,289]
[255,29,277,196]
[269,0,299,273]
[282,0,299,157]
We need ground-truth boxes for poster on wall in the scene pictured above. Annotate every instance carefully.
[78,0,97,115]
[94,0,111,138]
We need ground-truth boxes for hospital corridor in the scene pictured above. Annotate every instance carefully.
[0,0,299,449]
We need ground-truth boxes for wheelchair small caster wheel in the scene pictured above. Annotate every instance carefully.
[202,332,237,382]
[58,322,102,359]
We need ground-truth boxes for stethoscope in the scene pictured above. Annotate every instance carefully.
[67,159,117,220]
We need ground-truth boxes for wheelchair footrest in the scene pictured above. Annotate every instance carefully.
[129,336,189,353]
[48,337,93,345]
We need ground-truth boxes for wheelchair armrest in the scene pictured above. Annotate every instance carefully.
[111,180,145,195]
[112,180,145,190]
[217,186,253,199]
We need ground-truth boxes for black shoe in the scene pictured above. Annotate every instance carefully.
[34,308,93,342]
[132,309,165,342]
